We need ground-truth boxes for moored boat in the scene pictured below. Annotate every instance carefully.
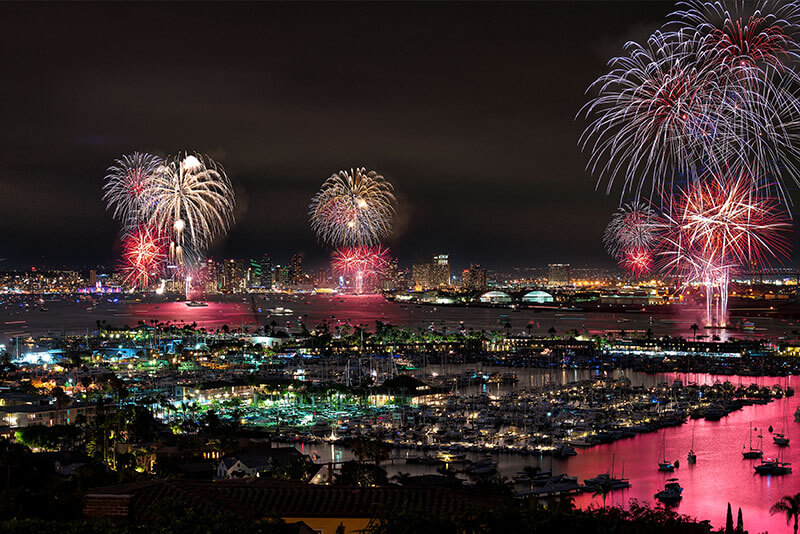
[654,479,683,503]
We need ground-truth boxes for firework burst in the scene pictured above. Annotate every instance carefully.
[145,153,235,267]
[331,245,390,293]
[103,152,161,235]
[670,0,800,78]
[580,30,736,198]
[604,202,660,264]
[658,166,791,324]
[309,168,396,247]
[120,226,167,289]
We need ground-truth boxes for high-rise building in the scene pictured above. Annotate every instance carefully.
[462,263,487,291]
[221,259,248,293]
[247,259,262,289]
[260,254,273,289]
[290,252,303,285]
[274,264,291,289]
[412,254,450,289]
[547,263,571,286]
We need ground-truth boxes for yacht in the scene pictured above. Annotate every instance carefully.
[754,458,792,475]
[185,301,208,307]
[583,472,631,490]
[742,424,764,459]
[657,432,678,471]
[687,427,697,464]
[774,433,790,446]
[774,414,791,446]
[654,479,683,503]
[553,443,577,458]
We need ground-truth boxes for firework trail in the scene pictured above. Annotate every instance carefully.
[331,245,390,294]
[103,152,161,236]
[120,226,167,290]
[144,153,235,267]
[309,168,396,247]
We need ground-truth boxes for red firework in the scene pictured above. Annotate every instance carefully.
[331,245,390,293]
[703,15,794,74]
[663,169,792,271]
[120,226,167,289]
[657,167,791,325]
[620,248,653,275]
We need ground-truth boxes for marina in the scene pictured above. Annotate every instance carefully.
[278,371,799,532]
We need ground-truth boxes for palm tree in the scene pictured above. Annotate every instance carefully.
[690,323,699,341]
[592,481,613,508]
[547,326,557,338]
[771,493,800,534]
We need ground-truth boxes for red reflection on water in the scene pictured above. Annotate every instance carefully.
[127,301,259,330]
[566,373,800,532]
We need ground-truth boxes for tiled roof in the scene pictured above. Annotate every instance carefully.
[85,479,498,520]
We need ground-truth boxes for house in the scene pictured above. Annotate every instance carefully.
[83,479,499,534]
[216,454,271,478]
[216,447,308,479]
[0,402,97,427]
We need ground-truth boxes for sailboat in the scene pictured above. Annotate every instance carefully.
[584,454,631,490]
[687,426,697,464]
[742,423,764,459]
[658,432,678,472]
[774,412,791,446]
[755,447,792,476]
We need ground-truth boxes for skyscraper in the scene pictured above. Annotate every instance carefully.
[412,254,450,289]
[247,259,262,289]
[260,254,273,289]
[462,263,487,291]
[290,252,303,285]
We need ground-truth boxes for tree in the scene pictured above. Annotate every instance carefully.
[592,481,613,509]
[690,323,699,341]
[771,493,800,534]
[547,326,557,338]
[335,460,388,487]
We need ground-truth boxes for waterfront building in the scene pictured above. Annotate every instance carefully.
[521,290,554,304]
[479,290,512,304]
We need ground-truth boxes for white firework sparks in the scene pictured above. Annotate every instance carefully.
[102,152,162,236]
[144,152,235,267]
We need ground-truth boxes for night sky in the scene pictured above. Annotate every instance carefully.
[0,2,697,271]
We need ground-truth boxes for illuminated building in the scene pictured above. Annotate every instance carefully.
[247,259,262,289]
[462,263,487,291]
[412,254,450,289]
[221,259,248,293]
[290,252,303,285]
[260,254,273,289]
[547,263,571,286]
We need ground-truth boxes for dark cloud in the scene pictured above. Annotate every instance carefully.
[0,1,686,271]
